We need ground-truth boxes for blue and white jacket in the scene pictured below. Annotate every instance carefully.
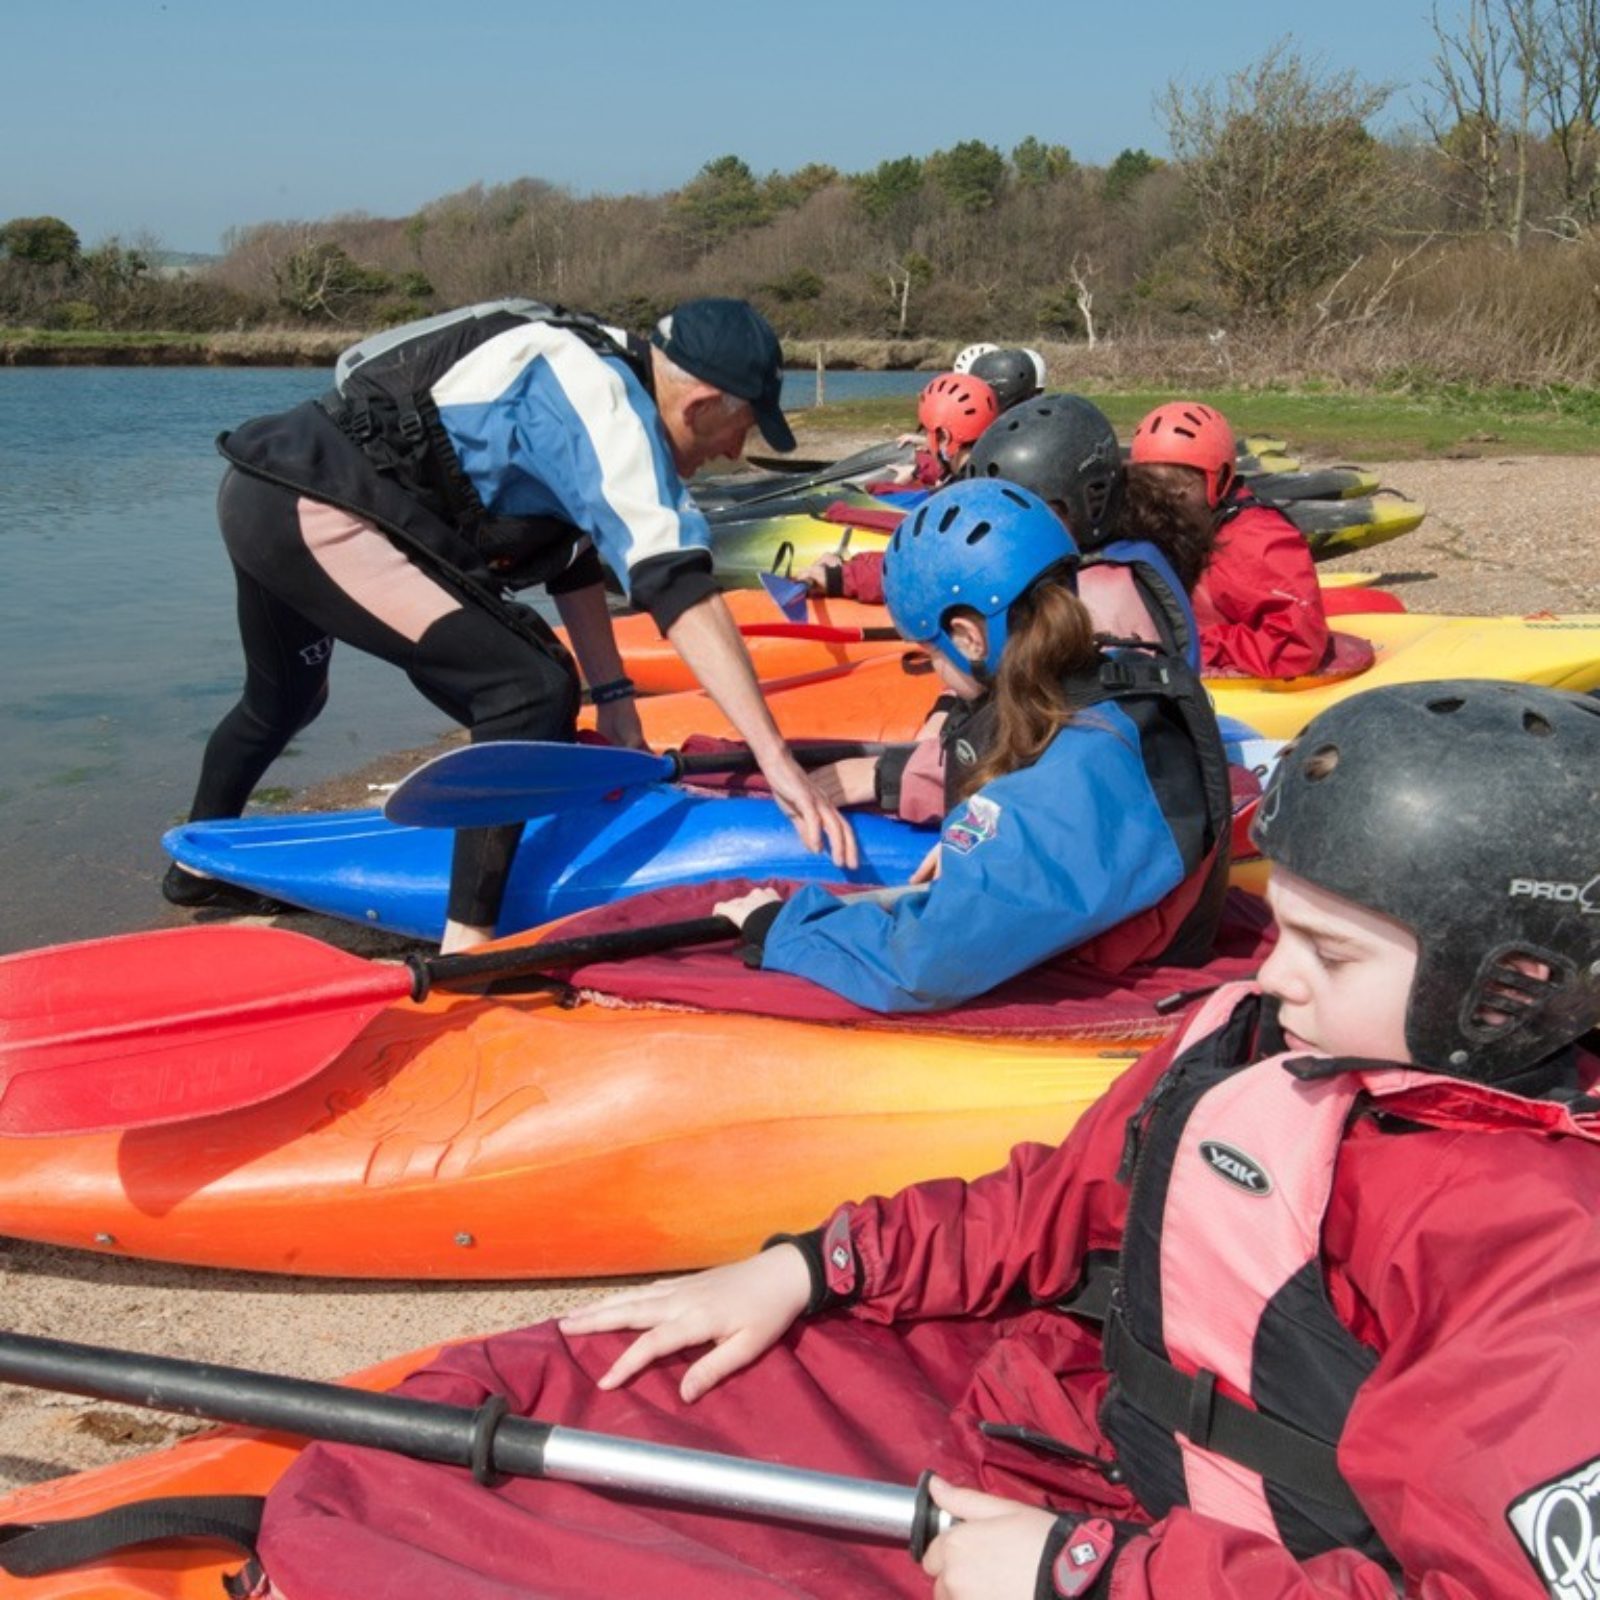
[218,311,716,629]
[742,680,1227,1014]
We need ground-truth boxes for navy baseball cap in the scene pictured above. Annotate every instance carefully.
[652,298,795,452]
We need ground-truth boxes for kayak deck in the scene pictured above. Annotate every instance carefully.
[0,973,1145,1279]
[613,613,1600,745]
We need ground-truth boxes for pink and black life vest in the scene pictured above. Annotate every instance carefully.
[1098,982,1600,1568]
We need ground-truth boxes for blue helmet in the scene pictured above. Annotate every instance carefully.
[883,479,1080,676]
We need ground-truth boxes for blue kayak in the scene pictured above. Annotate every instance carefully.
[163,784,933,942]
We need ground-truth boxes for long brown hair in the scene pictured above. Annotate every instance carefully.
[963,574,1100,796]
[1117,465,1217,591]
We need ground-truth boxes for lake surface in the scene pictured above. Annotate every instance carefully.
[0,365,925,952]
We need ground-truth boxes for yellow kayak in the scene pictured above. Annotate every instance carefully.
[618,613,1600,746]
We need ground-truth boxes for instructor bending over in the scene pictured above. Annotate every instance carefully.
[166,297,854,950]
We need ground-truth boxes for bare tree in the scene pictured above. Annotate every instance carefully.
[1067,255,1099,347]
[1163,42,1395,318]
[1538,0,1600,227]
[1422,0,1512,232]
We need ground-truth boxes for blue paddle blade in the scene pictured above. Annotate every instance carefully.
[759,571,810,623]
[384,742,674,827]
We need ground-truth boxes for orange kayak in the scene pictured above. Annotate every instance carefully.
[0,918,1161,1281]
[584,585,1408,696]
[0,1345,444,1600]
[600,613,1600,743]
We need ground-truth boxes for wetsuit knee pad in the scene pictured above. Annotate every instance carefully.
[412,608,580,741]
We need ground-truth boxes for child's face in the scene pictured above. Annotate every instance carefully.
[1258,868,1419,1061]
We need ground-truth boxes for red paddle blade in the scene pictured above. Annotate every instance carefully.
[0,926,413,1136]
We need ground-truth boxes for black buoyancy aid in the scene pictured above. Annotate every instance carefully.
[1086,537,1196,667]
[939,647,1232,968]
[221,300,649,596]
[1100,984,1393,1567]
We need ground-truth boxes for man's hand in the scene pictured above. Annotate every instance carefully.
[560,1246,812,1403]
[921,1478,1058,1600]
[594,697,650,752]
[763,753,860,871]
[664,593,859,870]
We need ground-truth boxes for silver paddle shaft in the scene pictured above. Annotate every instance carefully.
[543,1426,951,1543]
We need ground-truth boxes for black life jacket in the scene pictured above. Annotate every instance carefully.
[220,300,651,597]
[939,646,1232,968]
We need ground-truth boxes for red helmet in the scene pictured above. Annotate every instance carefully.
[917,374,1000,462]
[1130,401,1236,508]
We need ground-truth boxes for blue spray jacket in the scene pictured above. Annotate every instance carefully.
[750,700,1196,1014]
[429,322,711,610]
[219,310,716,630]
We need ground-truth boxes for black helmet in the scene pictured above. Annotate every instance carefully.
[1252,680,1600,1082]
[964,394,1124,546]
[968,347,1041,412]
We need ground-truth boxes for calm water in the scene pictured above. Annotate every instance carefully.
[0,365,925,952]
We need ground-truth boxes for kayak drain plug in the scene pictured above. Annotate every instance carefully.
[93,1233,116,1247]
[455,1233,475,1247]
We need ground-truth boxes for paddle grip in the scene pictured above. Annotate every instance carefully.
[0,1331,551,1477]
[413,915,739,996]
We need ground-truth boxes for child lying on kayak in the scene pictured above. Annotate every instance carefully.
[256,678,1600,1600]
[811,396,1214,826]
[815,371,999,500]
[712,478,1231,1014]
[1130,400,1330,679]
[804,394,1207,664]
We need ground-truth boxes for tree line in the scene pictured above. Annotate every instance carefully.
[6,9,1600,388]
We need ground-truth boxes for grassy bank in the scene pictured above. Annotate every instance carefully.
[6,326,1596,458]
[795,384,1600,459]
[0,328,348,365]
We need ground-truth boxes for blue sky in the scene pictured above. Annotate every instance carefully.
[6,0,1448,253]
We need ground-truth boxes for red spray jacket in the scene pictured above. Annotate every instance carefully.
[255,995,1600,1600]
[838,993,1600,1597]
[1194,487,1329,679]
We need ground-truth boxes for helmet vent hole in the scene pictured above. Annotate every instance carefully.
[1468,952,1559,1038]
[1426,695,1466,714]
[1303,745,1340,781]
[938,504,960,533]
[1523,710,1554,737]
[911,509,927,538]
[964,520,992,545]
[1000,487,1029,508]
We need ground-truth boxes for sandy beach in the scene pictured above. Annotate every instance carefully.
[0,441,1596,1495]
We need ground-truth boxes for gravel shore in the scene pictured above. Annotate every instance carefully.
[1,443,1595,1496]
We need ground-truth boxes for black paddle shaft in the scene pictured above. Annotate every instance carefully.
[413,915,738,997]
[0,1333,948,1554]
[671,740,898,780]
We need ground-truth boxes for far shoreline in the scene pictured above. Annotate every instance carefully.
[0,330,958,371]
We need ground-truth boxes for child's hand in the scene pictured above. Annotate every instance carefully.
[805,757,878,809]
[559,1246,813,1403]
[910,841,942,885]
[921,1477,1058,1600]
[800,553,842,594]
